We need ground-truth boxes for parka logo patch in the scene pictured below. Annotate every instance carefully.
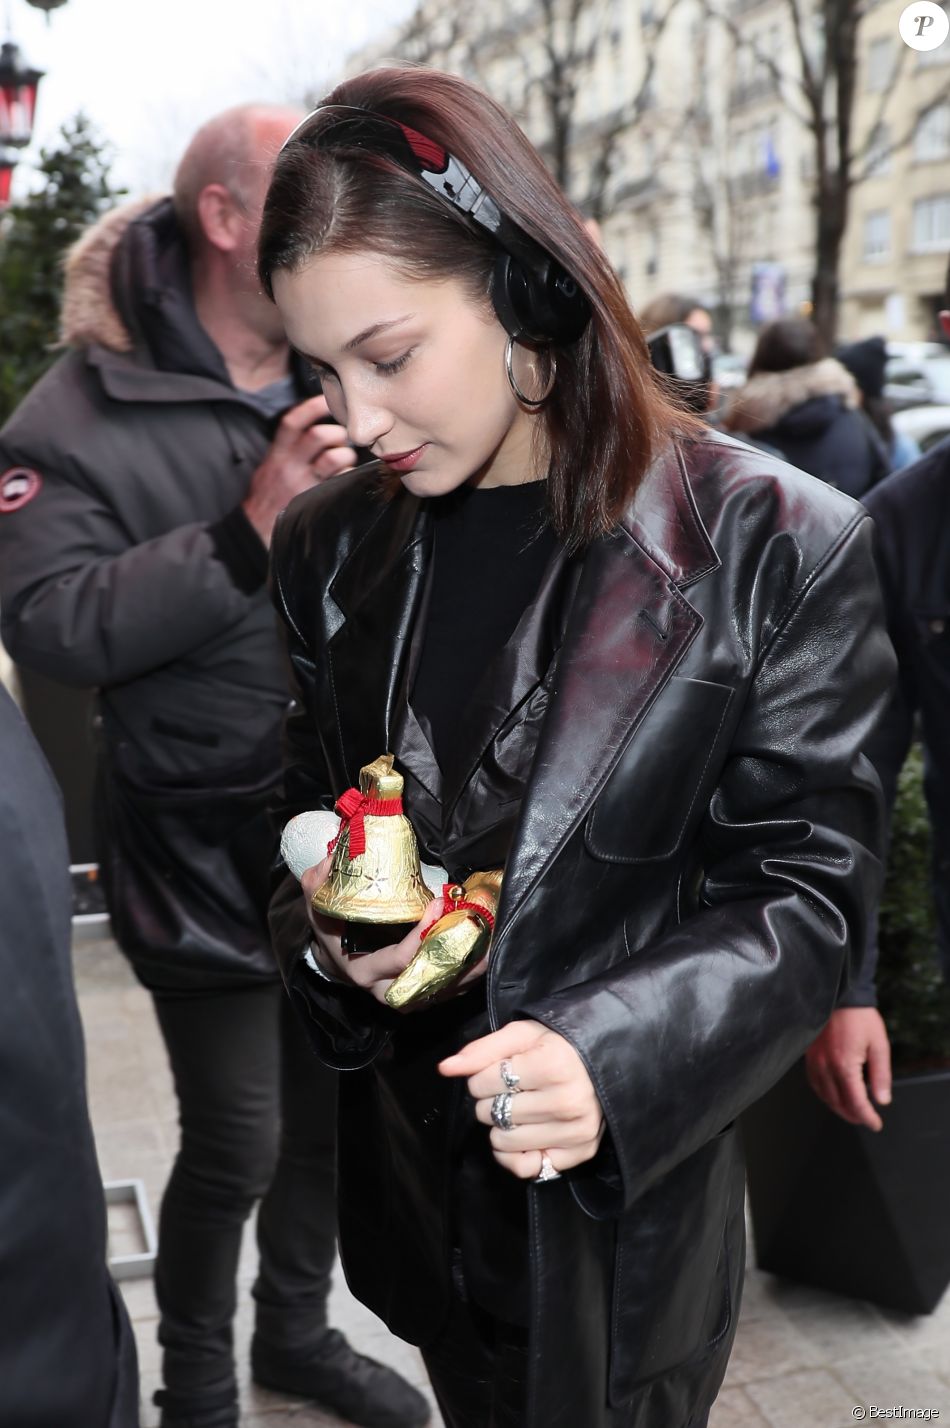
[0,467,42,513]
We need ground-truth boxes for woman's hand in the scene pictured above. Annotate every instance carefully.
[299,857,489,1006]
[438,1020,606,1179]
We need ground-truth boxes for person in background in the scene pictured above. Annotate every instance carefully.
[0,104,427,1428]
[836,335,921,473]
[722,317,888,498]
[637,292,719,413]
[0,682,139,1428]
[806,268,950,1131]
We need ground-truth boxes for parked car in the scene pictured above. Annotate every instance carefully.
[884,352,950,411]
[892,403,950,454]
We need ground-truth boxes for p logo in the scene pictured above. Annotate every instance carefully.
[0,467,43,513]
[899,1,950,50]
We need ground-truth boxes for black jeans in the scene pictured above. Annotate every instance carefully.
[152,984,337,1402]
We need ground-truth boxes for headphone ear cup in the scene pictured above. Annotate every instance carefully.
[490,252,536,342]
[491,250,591,345]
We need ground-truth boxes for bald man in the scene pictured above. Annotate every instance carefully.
[0,106,429,1428]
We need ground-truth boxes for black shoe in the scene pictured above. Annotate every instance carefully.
[153,1385,238,1428]
[251,1327,431,1428]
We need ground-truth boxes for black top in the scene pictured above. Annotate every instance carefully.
[412,478,558,772]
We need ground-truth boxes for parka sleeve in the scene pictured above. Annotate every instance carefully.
[267,513,391,1070]
[521,515,896,1216]
[836,492,916,1007]
[0,438,266,688]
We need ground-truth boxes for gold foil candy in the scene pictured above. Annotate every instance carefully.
[310,754,435,924]
[385,871,503,1010]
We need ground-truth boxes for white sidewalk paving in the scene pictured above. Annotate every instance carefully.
[76,936,950,1428]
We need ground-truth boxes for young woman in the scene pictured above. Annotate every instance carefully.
[261,68,894,1428]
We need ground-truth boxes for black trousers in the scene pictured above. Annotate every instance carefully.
[152,983,338,1402]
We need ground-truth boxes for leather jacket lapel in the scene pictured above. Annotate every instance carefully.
[326,491,429,784]
[490,441,719,943]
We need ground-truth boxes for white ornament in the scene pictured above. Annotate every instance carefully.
[280,811,340,881]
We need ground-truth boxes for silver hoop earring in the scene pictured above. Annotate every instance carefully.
[505,335,556,410]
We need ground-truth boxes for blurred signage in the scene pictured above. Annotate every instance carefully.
[750,263,787,324]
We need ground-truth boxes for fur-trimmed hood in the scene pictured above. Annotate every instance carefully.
[724,358,860,436]
[60,195,165,351]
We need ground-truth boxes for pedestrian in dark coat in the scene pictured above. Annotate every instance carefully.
[0,106,427,1428]
[723,318,888,497]
[260,68,895,1428]
[836,335,921,473]
[0,683,139,1428]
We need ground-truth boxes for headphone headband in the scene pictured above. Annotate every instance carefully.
[281,104,591,346]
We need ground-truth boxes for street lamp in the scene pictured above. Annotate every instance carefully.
[0,151,16,207]
[0,40,44,150]
[24,0,69,15]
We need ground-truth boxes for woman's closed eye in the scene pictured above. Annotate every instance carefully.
[373,348,414,376]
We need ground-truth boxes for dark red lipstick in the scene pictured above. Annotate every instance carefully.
[380,443,428,472]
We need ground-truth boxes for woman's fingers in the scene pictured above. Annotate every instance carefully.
[492,1130,605,1180]
[473,1087,592,1127]
[463,1029,580,1099]
[300,855,334,901]
[486,1116,604,1154]
[438,1019,547,1079]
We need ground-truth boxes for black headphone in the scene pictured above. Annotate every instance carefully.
[282,105,591,347]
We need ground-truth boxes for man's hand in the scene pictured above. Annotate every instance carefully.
[805,1007,893,1131]
[439,1021,606,1180]
[242,395,356,546]
[300,856,443,1005]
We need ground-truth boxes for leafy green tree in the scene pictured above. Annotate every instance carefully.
[877,744,950,1072]
[0,111,126,423]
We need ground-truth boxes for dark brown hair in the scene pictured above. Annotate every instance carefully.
[258,67,702,550]
[748,318,826,378]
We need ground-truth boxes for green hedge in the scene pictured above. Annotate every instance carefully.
[876,744,950,1071]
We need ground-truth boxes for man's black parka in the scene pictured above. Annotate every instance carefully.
[840,436,950,1003]
[268,430,895,1428]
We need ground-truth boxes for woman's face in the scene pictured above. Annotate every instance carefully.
[272,250,544,495]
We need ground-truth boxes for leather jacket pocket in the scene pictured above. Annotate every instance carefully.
[608,1123,743,1405]
[585,676,734,864]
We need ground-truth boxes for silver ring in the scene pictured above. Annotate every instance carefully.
[500,1059,521,1092]
[534,1153,561,1183]
[490,1091,515,1131]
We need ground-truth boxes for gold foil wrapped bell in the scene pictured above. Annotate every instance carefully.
[385,870,503,1010]
[310,754,435,923]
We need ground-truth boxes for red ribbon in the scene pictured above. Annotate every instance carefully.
[327,787,404,860]
[418,883,497,942]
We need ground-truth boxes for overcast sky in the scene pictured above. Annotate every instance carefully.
[6,0,415,197]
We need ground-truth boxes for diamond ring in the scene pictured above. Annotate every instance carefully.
[534,1153,561,1183]
[490,1091,515,1131]
[500,1059,521,1092]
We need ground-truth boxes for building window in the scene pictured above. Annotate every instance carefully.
[866,37,893,92]
[863,210,891,261]
[911,194,950,251]
[865,122,892,177]
[914,102,950,161]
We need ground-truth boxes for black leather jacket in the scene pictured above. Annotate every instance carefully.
[269,430,894,1428]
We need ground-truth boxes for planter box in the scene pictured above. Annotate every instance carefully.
[742,1058,950,1315]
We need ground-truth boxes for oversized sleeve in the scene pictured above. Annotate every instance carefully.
[522,515,896,1214]
[267,511,392,1070]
